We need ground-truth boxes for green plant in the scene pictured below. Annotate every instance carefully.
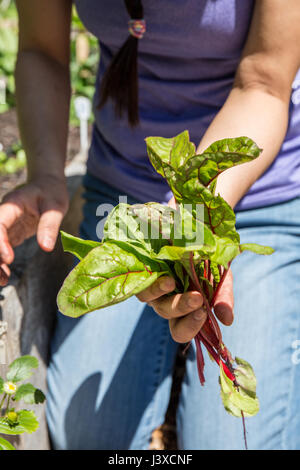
[0,5,17,113]
[57,131,273,446]
[0,355,46,450]
[69,6,99,126]
[0,3,98,117]
[0,142,26,175]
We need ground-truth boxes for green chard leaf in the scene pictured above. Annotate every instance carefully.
[0,436,16,450]
[183,136,262,188]
[173,203,216,249]
[57,242,170,317]
[103,202,172,254]
[240,243,274,256]
[234,357,257,399]
[0,410,39,435]
[210,237,241,269]
[210,261,220,283]
[219,361,259,418]
[181,194,239,244]
[6,356,39,383]
[14,383,46,405]
[174,262,190,292]
[61,230,100,260]
[211,238,274,269]
[145,130,196,176]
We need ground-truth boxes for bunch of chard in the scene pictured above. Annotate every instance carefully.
[57,131,273,441]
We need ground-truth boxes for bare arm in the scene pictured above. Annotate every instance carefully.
[16,0,72,181]
[0,0,72,285]
[198,0,300,208]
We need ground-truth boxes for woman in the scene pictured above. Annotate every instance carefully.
[0,0,299,449]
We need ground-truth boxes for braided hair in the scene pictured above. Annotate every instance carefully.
[99,0,145,126]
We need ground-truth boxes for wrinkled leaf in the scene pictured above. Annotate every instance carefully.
[128,203,175,252]
[6,356,38,383]
[14,383,46,405]
[0,410,39,435]
[61,230,100,260]
[145,130,196,177]
[58,242,170,317]
[184,136,261,187]
[181,195,239,244]
[103,203,171,254]
[174,203,216,249]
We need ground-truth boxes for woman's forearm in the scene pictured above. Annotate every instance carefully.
[197,86,290,208]
[15,50,71,182]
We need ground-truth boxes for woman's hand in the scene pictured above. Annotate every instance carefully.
[136,270,234,343]
[0,175,69,286]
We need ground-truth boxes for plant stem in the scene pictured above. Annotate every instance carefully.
[0,393,7,412]
[241,411,248,450]
[195,336,205,385]
[189,253,222,342]
[6,395,10,411]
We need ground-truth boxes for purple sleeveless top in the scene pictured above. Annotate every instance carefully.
[75,0,300,211]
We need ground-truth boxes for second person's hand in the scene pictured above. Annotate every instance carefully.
[0,175,69,286]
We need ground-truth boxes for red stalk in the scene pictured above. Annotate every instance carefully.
[189,253,222,343]
[197,332,235,382]
[188,253,247,448]
[195,337,205,386]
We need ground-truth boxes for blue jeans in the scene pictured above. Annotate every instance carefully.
[47,173,300,450]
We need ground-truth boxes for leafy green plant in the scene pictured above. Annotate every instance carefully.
[57,131,273,446]
[0,3,98,118]
[69,5,99,126]
[0,2,18,113]
[0,355,46,450]
[0,142,26,175]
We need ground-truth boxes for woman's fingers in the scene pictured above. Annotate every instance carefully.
[213,268,234,326]
[0,201,22,264]
[136,276,204,319]
[150,291,203,319]
[169,308,207,343]
[136,276,176,303]
[137,268,234,345]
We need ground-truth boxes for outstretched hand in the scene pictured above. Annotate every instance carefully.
[0,176,69,286]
